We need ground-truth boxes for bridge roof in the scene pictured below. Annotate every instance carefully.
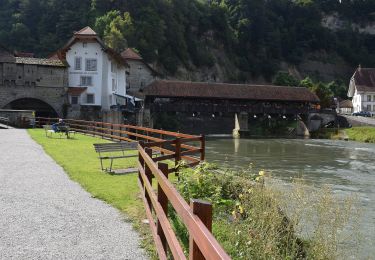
[15,57,66,67]
[144,80,320,103]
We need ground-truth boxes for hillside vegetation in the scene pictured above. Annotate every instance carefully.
[1,0,374,82]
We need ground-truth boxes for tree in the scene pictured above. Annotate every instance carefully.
[95,10,134,52]
[273,71,299,86]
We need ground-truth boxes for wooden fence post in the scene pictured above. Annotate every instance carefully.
[157,162,169,255]
[200,135,205,161]
[145,147,153,211]
[175,138,181,167]
[138,141,145,188]
[189,199,213,260]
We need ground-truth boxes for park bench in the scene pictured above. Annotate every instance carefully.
[93,142,139,173]
[43,125,76,138]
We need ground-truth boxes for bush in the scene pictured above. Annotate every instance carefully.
[173,163,358,259]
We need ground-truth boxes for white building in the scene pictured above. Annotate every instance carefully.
[53,26,128,117]
[348,66,375,114]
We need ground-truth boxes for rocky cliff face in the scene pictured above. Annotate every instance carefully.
[322,13,375,35]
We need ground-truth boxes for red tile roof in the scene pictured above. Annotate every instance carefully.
[353,68,375,92]
[121,48,142,60]
[339,99,353,108]
[74,26,97,36]
[144,80,320,102]
[68,87,87,95]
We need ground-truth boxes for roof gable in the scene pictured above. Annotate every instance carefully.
[121,48,142,60]
[352,68,375,92]
[56,26,129,68]
[74,26,97,36]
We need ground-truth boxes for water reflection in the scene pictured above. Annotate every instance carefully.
[205,138,375,257]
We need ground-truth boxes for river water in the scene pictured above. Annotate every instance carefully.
[205,138,375,258]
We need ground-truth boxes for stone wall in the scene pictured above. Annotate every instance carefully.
[0,62,68,116]
[126,60,156,95]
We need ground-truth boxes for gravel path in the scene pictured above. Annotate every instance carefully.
[0,129,147,260]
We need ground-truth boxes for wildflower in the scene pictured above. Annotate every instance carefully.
[239,205,244,214]
[239,193,243,198]
[259,170,265,176]
[255,176,260,181]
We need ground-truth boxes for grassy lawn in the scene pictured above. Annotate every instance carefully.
[345,126,375,143]
[28,129,156,257]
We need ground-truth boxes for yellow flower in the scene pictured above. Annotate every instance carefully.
[239,205,244,214]
[255,176,260,181]
[239,194,243,198]
[259,170,265,176]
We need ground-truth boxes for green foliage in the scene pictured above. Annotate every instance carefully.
[273,71,299,87]
[0,0,375,78]
[346,127,375,143]
[299,77,335,108]
[95,10,134,51]
[175,162,357,259]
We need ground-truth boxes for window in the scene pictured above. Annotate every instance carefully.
[71,96,79,105]
[85,59,97,71]
[87,94,94,104]
[111,62,116,73]
[80,76,92,86]
[367,105,371,111]
[367,95,372,102]
[82,42,87,48]
[109,95,113,105]
[373,105,375,111]
[74,57,82,70]
[112,78,117,91]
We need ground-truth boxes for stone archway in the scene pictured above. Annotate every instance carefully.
[3,98,59,118]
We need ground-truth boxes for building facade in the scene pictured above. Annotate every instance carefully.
[348,67,375,114]
[0,45,68,117]
[121,48,158,97]
[53,27,128,119]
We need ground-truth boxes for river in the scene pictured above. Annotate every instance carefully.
[205,138,375,258]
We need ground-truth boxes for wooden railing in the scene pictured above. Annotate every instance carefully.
[34,117,204,169]
[138,142,231,260]
[34,117,230,259]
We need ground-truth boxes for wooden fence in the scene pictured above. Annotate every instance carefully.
[35,117,204,170]
[35,117,230,259]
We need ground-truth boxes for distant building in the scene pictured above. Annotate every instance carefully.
[348,66,375,113]
[52,26,129,118]
[338,100,353,114]
[121,48,158,96]
[142,80,319,134]
[0,44,68,117]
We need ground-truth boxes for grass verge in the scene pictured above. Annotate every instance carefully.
[345,126,375,143]
[28,129,156,258]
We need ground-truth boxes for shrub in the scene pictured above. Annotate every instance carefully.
[173,163,358,259]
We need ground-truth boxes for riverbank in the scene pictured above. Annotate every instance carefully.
[345,126,375,143]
